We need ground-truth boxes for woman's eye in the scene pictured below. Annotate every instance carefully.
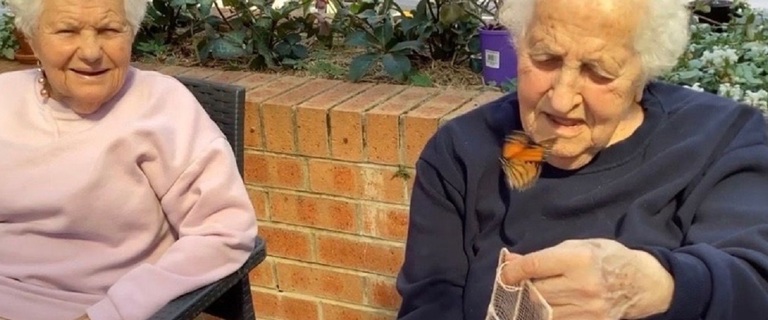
[532,56,562,69]
[585,66,615,84]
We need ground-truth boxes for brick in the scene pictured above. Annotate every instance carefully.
[245,77,309,152]
[269,191,357,233]
[441,90,505,125]
[403,90,477,166]
[258,224,313,260]
[244,152,306,190]
[359,166,408,204]
[308,160,361,198]
[361,204,409,241]
[247,187,269,220]
[179,67,222,79]
[330,85,405,162]
[252,289,320,320]
[365,87,438,165]
[157,65,189,76]
[297,82,372,158]
[244,100,264,149]
[249,257,277,288]
[263,79,337,153]
[367,276,401,310]
[315,234,404,276]
[207,70,252,84]
[320,302,395,320]
[275,261,365,303]
[236,73,280,91]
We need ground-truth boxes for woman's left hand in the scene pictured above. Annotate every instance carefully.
[501,239,674,320]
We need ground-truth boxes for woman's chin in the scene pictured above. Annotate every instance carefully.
[69,100,105,115]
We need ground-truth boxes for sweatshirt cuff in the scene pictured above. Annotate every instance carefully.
[638,246,712,320]
[87,297,123,320]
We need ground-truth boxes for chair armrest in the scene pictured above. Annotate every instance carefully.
[148,236,267,320]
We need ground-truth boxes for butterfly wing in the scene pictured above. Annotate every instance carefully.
[500,131,553,190]
[500,158,543,191]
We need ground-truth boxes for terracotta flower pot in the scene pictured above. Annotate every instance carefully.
[13,29,36,64]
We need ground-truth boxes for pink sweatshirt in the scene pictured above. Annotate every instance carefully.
[0,67,258,320]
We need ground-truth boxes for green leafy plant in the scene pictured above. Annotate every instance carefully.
[0,1,18,60]
[399,0,484,71]
[195,0,315,69]
[333,0,424,82]
[663,2,768,112]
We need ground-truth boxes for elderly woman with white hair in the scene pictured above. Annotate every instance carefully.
[396,0,768,319]
[0,1,258,320]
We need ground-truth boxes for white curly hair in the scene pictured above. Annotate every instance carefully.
[498,0,692,80]
[5,0,148,38]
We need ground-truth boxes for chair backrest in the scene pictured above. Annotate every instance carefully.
[175,76,246,176]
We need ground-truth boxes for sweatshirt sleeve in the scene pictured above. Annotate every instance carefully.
[642,110,768,320]
[85,78,258,320]
[396,129,469,320]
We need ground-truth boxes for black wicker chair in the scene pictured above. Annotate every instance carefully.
[148,76,266,320]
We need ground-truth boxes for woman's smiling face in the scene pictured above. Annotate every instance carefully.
[31,0,134,114]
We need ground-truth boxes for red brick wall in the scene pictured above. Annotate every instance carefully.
[0,60,504,320]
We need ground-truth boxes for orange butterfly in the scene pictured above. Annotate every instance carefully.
[500,130,556,191]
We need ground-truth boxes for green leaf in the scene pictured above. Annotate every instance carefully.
[382,53,411,82]
[199,0,214,17]
[345,30,371,47]
[348,53,379,82]
[209,37,248,59]
[285,33,302,45]
[255,41,277,68]
[373,17,394,46]
[274,42,292,56]
[467,35,480,53]
[2,48,14,60]
[439,3,465,25]
[170,0,187,9]
[282,57,300,66]
[400,17,421,33]
[389,40,423,53]
[292,45,309,59]
[469,57,483,73]
[196,38,213,61]
[676,70,702,80]
[409,72,433,87]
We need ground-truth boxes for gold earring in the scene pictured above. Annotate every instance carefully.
[36,61,49,99]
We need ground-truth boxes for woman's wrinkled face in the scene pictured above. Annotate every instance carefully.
[31,0,133,114]
[516,0,647,169]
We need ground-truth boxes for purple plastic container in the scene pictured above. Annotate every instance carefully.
[479,28,518,85]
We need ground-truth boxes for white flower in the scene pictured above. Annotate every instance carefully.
[685,83,705,92]
[742,89,768,109]
[718,83,745,100]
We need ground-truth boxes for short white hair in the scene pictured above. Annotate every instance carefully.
[5,0,148,38]
[499,0,692,80]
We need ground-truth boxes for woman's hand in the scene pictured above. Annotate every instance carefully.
[501,239,674,320]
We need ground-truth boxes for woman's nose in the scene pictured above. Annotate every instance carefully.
[76,32,103,63]
[548,67,582,113]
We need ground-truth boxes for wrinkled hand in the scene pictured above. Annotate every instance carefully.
[501,239,674,320]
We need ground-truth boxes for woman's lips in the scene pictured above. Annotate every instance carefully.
[545,113,584,137]
[547,114,582,126]
[71,69,109,76]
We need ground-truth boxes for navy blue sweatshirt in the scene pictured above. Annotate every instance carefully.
[396,81,768,320]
